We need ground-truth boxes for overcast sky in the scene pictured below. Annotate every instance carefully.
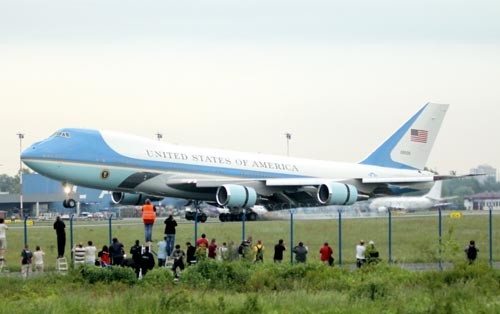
[1,0,499,176]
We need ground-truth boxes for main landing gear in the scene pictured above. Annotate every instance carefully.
[184,200,207,223]
[218,211,257,222]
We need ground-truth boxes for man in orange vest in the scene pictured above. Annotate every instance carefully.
[142,199,156,243]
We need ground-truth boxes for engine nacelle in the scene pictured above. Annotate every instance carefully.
[111,192,162,205]
[216,184,257,208]
[317,182,358,206]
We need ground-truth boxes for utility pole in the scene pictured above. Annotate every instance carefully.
[285,133,292,157]
[17,132,24,219]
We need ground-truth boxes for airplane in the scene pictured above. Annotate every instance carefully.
[21,102,457,222]
[368,180,455,213]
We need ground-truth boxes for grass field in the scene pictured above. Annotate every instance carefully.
[2,211,499,271]
[2,213,500,313]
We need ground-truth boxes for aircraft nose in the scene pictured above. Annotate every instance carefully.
[21,142,42,160]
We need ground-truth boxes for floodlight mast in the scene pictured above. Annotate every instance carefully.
[17,132,24,218]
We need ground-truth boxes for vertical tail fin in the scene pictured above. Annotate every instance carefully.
[360,103,449,170]
[425,181,442,199]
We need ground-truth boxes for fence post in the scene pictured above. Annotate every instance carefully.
[108,214,113,246]
[194,211,198,245]
[23,215,28,246]
[338,209,342,266]
[438,208,442,271]
[388,209,392,264]
[489,206,493,268]
[70,214,74,267]
[290,209,294,265]
[241,209,246,242]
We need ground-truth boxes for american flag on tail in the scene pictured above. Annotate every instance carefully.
[411,129,428,143]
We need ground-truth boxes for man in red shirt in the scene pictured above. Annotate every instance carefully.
[319,242,334,266]
[196,233,209,257]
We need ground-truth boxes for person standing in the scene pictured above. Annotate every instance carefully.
[253,240,265,263]
[196,233,209,258]
[140,246,155,277]
[186,242,197,265]
[130,240,142,277]
[293,242,308,263]
[85,240,97,266]
[319,242,334,266]
[356,240,366,268]
[53,216,66,258]
[208,239,217,259]
[217,242,229,262]
[273,239,286,263]
[0,218,8,262]
[164,215,177,256]
[21,244,33,278]
[33,245,45,273]
[109,237,125,266]
[157,237,167,267]
[366,240,380,264]
[465,240,479,264]
[141,199,156,243]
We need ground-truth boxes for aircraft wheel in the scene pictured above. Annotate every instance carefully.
[199,213,207,223]
[67,199,77,208]
[219,214,226,222]
[232,213,241,221]
[185,212,194,221]
[247,212,257,221]
[63,199,69,208]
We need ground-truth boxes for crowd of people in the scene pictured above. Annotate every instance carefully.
[0,207,482,279]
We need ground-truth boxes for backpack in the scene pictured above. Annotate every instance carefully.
[467,246,477,260]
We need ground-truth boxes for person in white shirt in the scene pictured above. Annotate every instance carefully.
[356,240,366,268]
[33,245,45,273]
[0,218,8,260]
[217,242,229,261]
[85,240,97,265]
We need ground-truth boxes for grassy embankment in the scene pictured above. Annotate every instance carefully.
[0,260,500,313]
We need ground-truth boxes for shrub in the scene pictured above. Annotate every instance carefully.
[141,267,175,287]
[80,265,137,285]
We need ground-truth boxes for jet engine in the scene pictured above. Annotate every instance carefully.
[216,184,257,208]
[111,192,162,205]
[317,182,358,206]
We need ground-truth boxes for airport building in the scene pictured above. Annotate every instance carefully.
[0,174,113,218]
[463,192,500,211]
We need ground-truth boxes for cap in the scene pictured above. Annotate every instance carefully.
[369,241,374,245]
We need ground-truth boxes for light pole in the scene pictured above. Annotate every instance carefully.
[285,133,292,157]
[17,132,24,219]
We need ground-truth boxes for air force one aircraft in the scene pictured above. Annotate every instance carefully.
[22,103,454,220]
[368,180,455,213]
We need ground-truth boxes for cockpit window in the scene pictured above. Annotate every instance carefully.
[51,131,71,138]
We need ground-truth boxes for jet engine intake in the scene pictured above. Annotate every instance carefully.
[111,192,162,205]
[216,184,257,208]
[317,182,358,206]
